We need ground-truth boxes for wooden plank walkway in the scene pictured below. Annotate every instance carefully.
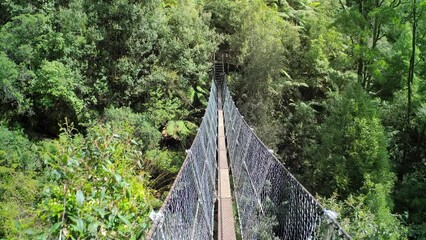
[217,86,237,240]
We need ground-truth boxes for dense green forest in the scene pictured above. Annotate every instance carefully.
[0,0,425,239]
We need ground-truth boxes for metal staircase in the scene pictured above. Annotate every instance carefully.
[214,56,224,87]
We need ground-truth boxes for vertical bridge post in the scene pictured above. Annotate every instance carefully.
[217,73,237,240]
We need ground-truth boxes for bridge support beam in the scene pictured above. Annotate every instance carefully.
[217,88,237,240]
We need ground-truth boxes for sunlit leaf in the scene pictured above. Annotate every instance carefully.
[76,190,85,207]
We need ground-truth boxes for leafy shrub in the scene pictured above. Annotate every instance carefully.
[0,125,42,239]
[313,84,393,197]
[29,60,84,134]
[103,107,161,151]
[320,184,408,240]
[37,117,161,239]
[0,52,31,120]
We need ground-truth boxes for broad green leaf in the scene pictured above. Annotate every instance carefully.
[95,207,107,218]
[76,190,85,207]
[88,222,100,234]
[49,222,62,233]
[196,86,207,94]
[188,88,195,103]
[280,70,292,80]
[308,1,321,7]
[114,173,122,183]
[75,219,85,233]
[118,214,131,225]
[299,82,309,88]
[165,121,177,138]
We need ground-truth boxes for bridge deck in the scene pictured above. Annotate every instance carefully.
[217,87,237,240]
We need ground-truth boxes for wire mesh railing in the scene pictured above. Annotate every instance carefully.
[222,82,351,240]
[146,81,218,240]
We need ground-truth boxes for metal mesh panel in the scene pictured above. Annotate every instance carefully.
[222,83,351,240]
[147,82,218,240]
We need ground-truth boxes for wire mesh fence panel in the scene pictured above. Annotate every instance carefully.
[147,82,218,240]
[222,82,351,240]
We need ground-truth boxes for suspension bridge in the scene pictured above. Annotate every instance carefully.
[146,57,351,240]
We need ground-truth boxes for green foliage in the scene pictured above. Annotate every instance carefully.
[0,104,184,239]
[0,12,82,132]
[277,101,319,177]
[332,0,412,96]
[206,0,299,146]
[0,13,50,66]
[382,89,426,238]
[313,84,393,196]
[394,169,426,238]
[162,120,197,142]
[0,51,30,118]
[103,107,161,151]
[0,1,219,236]
[30,61,84,130]
[143,80,191,127]
[0,0,217,135]
[320,188,408,240]
[205,0,422,236]
[0,125,42,239]
[161,1,218,89]
[37,111,162,239]
[303,83,409,238]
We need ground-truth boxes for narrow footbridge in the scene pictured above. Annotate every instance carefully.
[147,60,351,240]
